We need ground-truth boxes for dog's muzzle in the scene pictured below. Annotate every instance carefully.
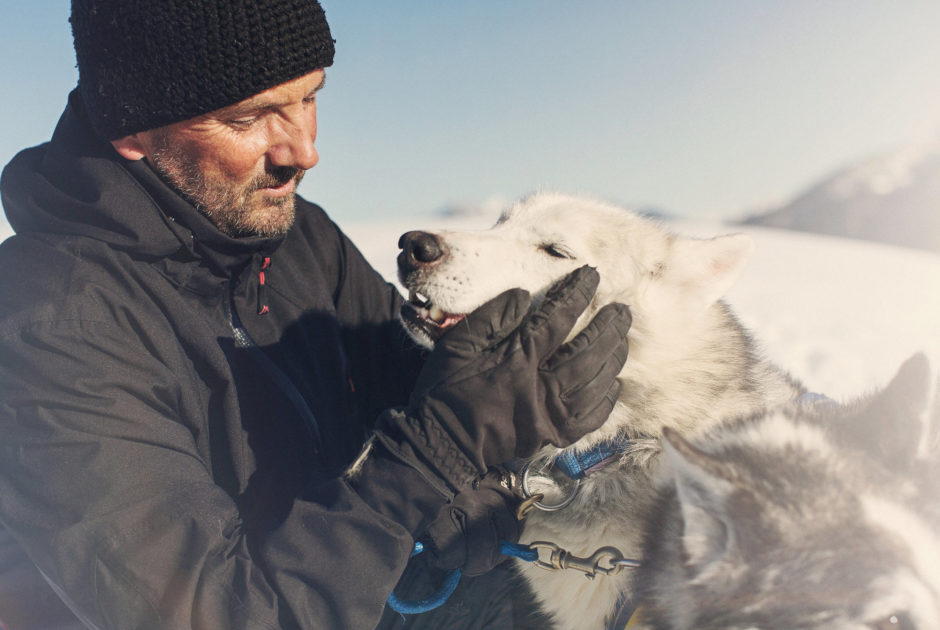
[397,230,465,345]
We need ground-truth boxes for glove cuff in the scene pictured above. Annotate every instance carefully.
[376,407,484,493]
[347,437,452,536]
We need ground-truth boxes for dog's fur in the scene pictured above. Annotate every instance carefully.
[636,354,940,629]
[396,192,803,629]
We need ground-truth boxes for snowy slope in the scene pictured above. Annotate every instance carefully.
[743,141,940,253]
[340,214,940,401]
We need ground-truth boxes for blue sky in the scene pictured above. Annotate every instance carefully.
[2,1,940,228]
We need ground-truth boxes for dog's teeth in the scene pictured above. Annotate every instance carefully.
[409,291,431,307]
[429,305,445,323]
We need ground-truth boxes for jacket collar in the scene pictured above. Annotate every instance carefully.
[123,157,283,277]
[1,90,284,278]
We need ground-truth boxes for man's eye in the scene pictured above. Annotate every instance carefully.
[228,117,258,129]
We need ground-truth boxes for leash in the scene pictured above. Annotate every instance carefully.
[387,438,638,616]
[385,542,535,615]
[385,542,462,615]
[514,540,640,577]
[386,539,640,615]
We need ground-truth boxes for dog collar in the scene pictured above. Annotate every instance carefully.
[553,438,631,480]
[518,436,634,514]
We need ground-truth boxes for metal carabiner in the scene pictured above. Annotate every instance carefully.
[527,541,637,580]
[521,461,581,512]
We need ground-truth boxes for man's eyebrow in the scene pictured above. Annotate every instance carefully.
[221,73,327,116]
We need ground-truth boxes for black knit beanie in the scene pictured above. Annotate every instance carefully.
[70,0,335,140]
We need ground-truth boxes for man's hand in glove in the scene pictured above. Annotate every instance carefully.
[375,265,632,492]
[423,468,522,576]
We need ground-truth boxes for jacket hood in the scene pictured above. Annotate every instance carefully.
[1,90,284,276]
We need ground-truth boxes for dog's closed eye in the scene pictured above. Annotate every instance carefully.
[540,243,576,259]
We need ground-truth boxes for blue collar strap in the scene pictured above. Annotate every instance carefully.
[553,438,631,480]
[555,397,836,482]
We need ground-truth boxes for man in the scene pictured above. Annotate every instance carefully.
[0,1,630,629]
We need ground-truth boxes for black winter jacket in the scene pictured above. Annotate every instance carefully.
[0,92,428,629]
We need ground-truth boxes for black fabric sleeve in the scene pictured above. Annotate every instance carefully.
[0,319,421,630]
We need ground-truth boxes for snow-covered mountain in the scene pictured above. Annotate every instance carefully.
[742,141,940,253]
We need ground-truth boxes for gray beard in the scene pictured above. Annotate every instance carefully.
[148,131,302,238]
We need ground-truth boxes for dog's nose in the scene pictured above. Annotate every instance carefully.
[398,231,446,270]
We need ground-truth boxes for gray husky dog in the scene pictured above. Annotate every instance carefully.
[396,192,804,629]
[636,353,940,630]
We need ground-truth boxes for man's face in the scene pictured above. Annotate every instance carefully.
[133,69,326,238]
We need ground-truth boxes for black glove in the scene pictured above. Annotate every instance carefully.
[422,468,522,576]
[376,265,631,491]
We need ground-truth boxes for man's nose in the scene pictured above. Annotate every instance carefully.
[269,112,319,170]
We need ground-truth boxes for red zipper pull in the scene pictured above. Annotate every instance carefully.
[258,256,271,315]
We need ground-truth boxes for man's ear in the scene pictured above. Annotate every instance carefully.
[110,134,148,161]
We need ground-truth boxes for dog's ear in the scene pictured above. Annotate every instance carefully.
[665,234,754,311]
[827,353,934,474]
[661,427,740,575]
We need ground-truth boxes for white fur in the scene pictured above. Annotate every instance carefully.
[397,192,801,628]
[862,495,940,603]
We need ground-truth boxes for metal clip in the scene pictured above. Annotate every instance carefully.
[527,541,640,580]
[516,493,544,520]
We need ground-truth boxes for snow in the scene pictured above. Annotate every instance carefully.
[339,214,940,402]
[694,223,940,400]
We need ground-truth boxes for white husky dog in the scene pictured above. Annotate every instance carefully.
[636,354,940,630]
[396,192,803,629]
